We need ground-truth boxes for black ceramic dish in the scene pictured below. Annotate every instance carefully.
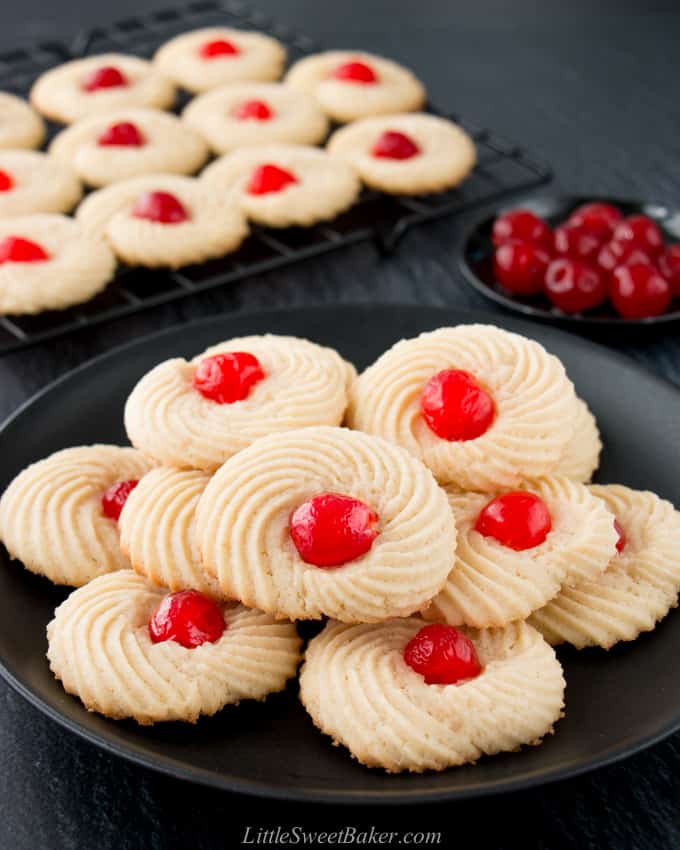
[459,195,680,329]
[1,304,680,804]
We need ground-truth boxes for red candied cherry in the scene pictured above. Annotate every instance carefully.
[149,589,225,648]
[132,191,189,224]
[199,38,240,59]
[658,245,680,296]
[193,352,265,403]
[290,493,379,568]
[597,238,656,274]
[101,479,138,521]
[614,518,627,553]
[82,65,129,92]
[567,202,623,239]
[553,223,604,263]
[233,99,273,121]
[0,236,50,264]
[246,163,298,195]
[474,491,552,551]
[404,624,481,685]
[420,369,495,441]
[332,60,378,84]
[493,239,551,296]
[0,170,14,192]
[491,209,552,250]
[97,121,146,147]
[610,263,671,319]
[371,130,420,160]
[612,214,664,256]
[544,258,607,313]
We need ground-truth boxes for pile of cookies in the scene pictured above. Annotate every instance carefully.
[0,27,477,314]
[2,323,679,773]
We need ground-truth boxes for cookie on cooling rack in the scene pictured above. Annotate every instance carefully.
[195,426,456,622]
[124,334,356,471]
[30,54,176,124]
[300,618,565,772]
[346,324,579,491]
[119,467,222,599]
[425,477,618,628]
[47,571,302,724]
[327,113,476,195]
[0,92,46,149]
[182,82,329,155]
[530,484,680,649]
[0,214,115,314]
[153,27,286,93]
[285,50,426,123]
[0,151,82,217]
[201,144,360,228]
[76,174,248,268]
[0,445,154,586]
[49,108,209,187]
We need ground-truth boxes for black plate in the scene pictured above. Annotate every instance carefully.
[459,195,680,328]
[1,304,680,804]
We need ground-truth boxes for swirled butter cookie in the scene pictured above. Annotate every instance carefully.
[196,426,455,622]
[530,485,680,648]
[182,83,329,155]
[300,618,565,772]
[153,28,286,94]
[0,92,46,149]
[201,144,360,228]
[554,397,602,482]
[346,325,578,491]
[285,51,426,123]
[30,54,176,124]
[426,477,618,628]
[0,445,154,586]
[76,174,248,268]
[0,151,82,217]
[0,214,115,314]
[49,108,209,187]
[327,113,476,195]
[124,335,356,471]
[119,467,221,598]
[47,571,302,724]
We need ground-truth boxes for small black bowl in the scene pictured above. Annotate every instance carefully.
[459,195,680,330]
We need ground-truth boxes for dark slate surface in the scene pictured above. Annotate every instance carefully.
[1,1,679,847]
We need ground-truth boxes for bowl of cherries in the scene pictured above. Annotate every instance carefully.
[459,196,680,327]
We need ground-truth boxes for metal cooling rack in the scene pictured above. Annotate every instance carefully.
[0,0,552,354]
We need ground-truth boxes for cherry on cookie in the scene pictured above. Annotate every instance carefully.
[474,491,552,551]
[0,236,50,264]
[0,170,14,192]
[289,492,379,568]
[97,121,146,147]
[420,369,495,441]
[332,60,378,84]
[614,518,627,553]
[82,66,129,92]
[246,163,298,195]
[199,38,240,59]
[101,479,139,521]
[149,589,226,648]
[193,352,265,403]
[371,130,420,160]
[404,623,482,685]
[233,99,274,121]
[132,191,189,224]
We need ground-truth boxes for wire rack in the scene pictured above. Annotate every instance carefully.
[0,0,552,355]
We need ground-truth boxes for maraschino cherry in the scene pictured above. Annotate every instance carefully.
[544,258,607,313]
[97,121,145,147]
[82,66,129,92]
[289,493,379,568]
[132,191,189,224]
[233,99,273,121]
[193,352,265,403]
[0,170,14,192]
[149,589,226,648]
[658,245,680,296]
[493,240,551,295]
[199,39,240,58]
[404,624,482,685]
[475,491,552,551]
[332,60,377,84]
[247,163,298,195]
[612,215,664,257]
[596,238,656,275]
[0,236,50,264]
[610,263,671,318]
[371,131,420,160]
[101,479,139,521]
[567,202,622,239]
[420,369,495,441]
[614,519,627,553]
[491,209,552,250]
[553,223,603,264]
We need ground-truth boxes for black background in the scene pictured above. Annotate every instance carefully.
[1,2,680,848]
